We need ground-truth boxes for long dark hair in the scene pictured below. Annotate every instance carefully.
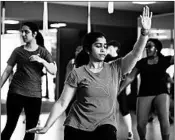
[75,32,106,68]
[74,32,106,68]
[22,22,45,48]
[75,50,89,68]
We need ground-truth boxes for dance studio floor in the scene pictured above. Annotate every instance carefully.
[1,102,174,140]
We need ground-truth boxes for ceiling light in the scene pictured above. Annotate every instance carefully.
[132,2,156,5]
[156,35,169,40]
[49,28,58,33]
[6,30,20,34]
[150,29,167,34]
[108,1,114,14]
[4,20,19,24]
[50,23,67,28]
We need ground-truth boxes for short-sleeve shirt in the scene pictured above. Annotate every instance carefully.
[136,55,172,97]
[64,58,123,131]
[7,45,54,98]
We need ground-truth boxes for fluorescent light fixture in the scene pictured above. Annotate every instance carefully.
[150,29,166,34]
[108,1,114,14]
[49,28,58,33]
[156,35,169,40]
[132,2,156,5]
[50,23,66,28]
[4,20,19,24]
[6,30,20,34]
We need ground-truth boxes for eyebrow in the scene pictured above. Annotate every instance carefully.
[94,43,107,45]
[21,29,29,31]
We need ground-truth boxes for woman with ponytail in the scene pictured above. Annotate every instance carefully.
[27,6,152,140]
[0,22,57,140]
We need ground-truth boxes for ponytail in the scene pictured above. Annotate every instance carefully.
[36,32,45,48]
[75,50,89,68]
[22,22,45,48]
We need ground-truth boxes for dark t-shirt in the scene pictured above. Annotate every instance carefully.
[7,45,54,98]
[136,55,172,96]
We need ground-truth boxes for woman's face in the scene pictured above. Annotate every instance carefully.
[89,37,107,62]
[146,41,157,57]
[21,25,35,43]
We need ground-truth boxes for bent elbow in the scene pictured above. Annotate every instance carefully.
[51,65,57,75]
[54,67,57,75]
[51,70,57,75]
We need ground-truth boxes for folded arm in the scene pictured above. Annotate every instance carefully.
[29,55,57,75]
[42,61,57,75]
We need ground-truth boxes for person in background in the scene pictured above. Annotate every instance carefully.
[119,38,174,140]
[65,45,83,80]
[65,45,83,116]
[26,6,152,140]
[0,22,57,140]
[105,40,134,140]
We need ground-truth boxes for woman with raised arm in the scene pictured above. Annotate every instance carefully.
[119,38,174,140]
[27,6,152,140]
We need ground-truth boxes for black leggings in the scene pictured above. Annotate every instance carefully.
[1,93,42,140]
[64,124,117,140]
[117,91,129,116]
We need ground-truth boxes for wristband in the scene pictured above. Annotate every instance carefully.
[141,28,149,36]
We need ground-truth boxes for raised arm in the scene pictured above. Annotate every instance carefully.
[121,6,152,75]
[0,65,13,88]
[26,84,76,134]
[118,67,139,95]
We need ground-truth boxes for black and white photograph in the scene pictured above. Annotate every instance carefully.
[1,1,174,140]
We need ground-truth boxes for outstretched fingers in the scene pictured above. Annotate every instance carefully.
[146,6,149,17]
[143,6,146,17]
[143,6,153,18]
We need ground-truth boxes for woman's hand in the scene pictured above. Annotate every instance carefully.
[140,6,152,30]
[26,126,49,134]
[29,54,44,64]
